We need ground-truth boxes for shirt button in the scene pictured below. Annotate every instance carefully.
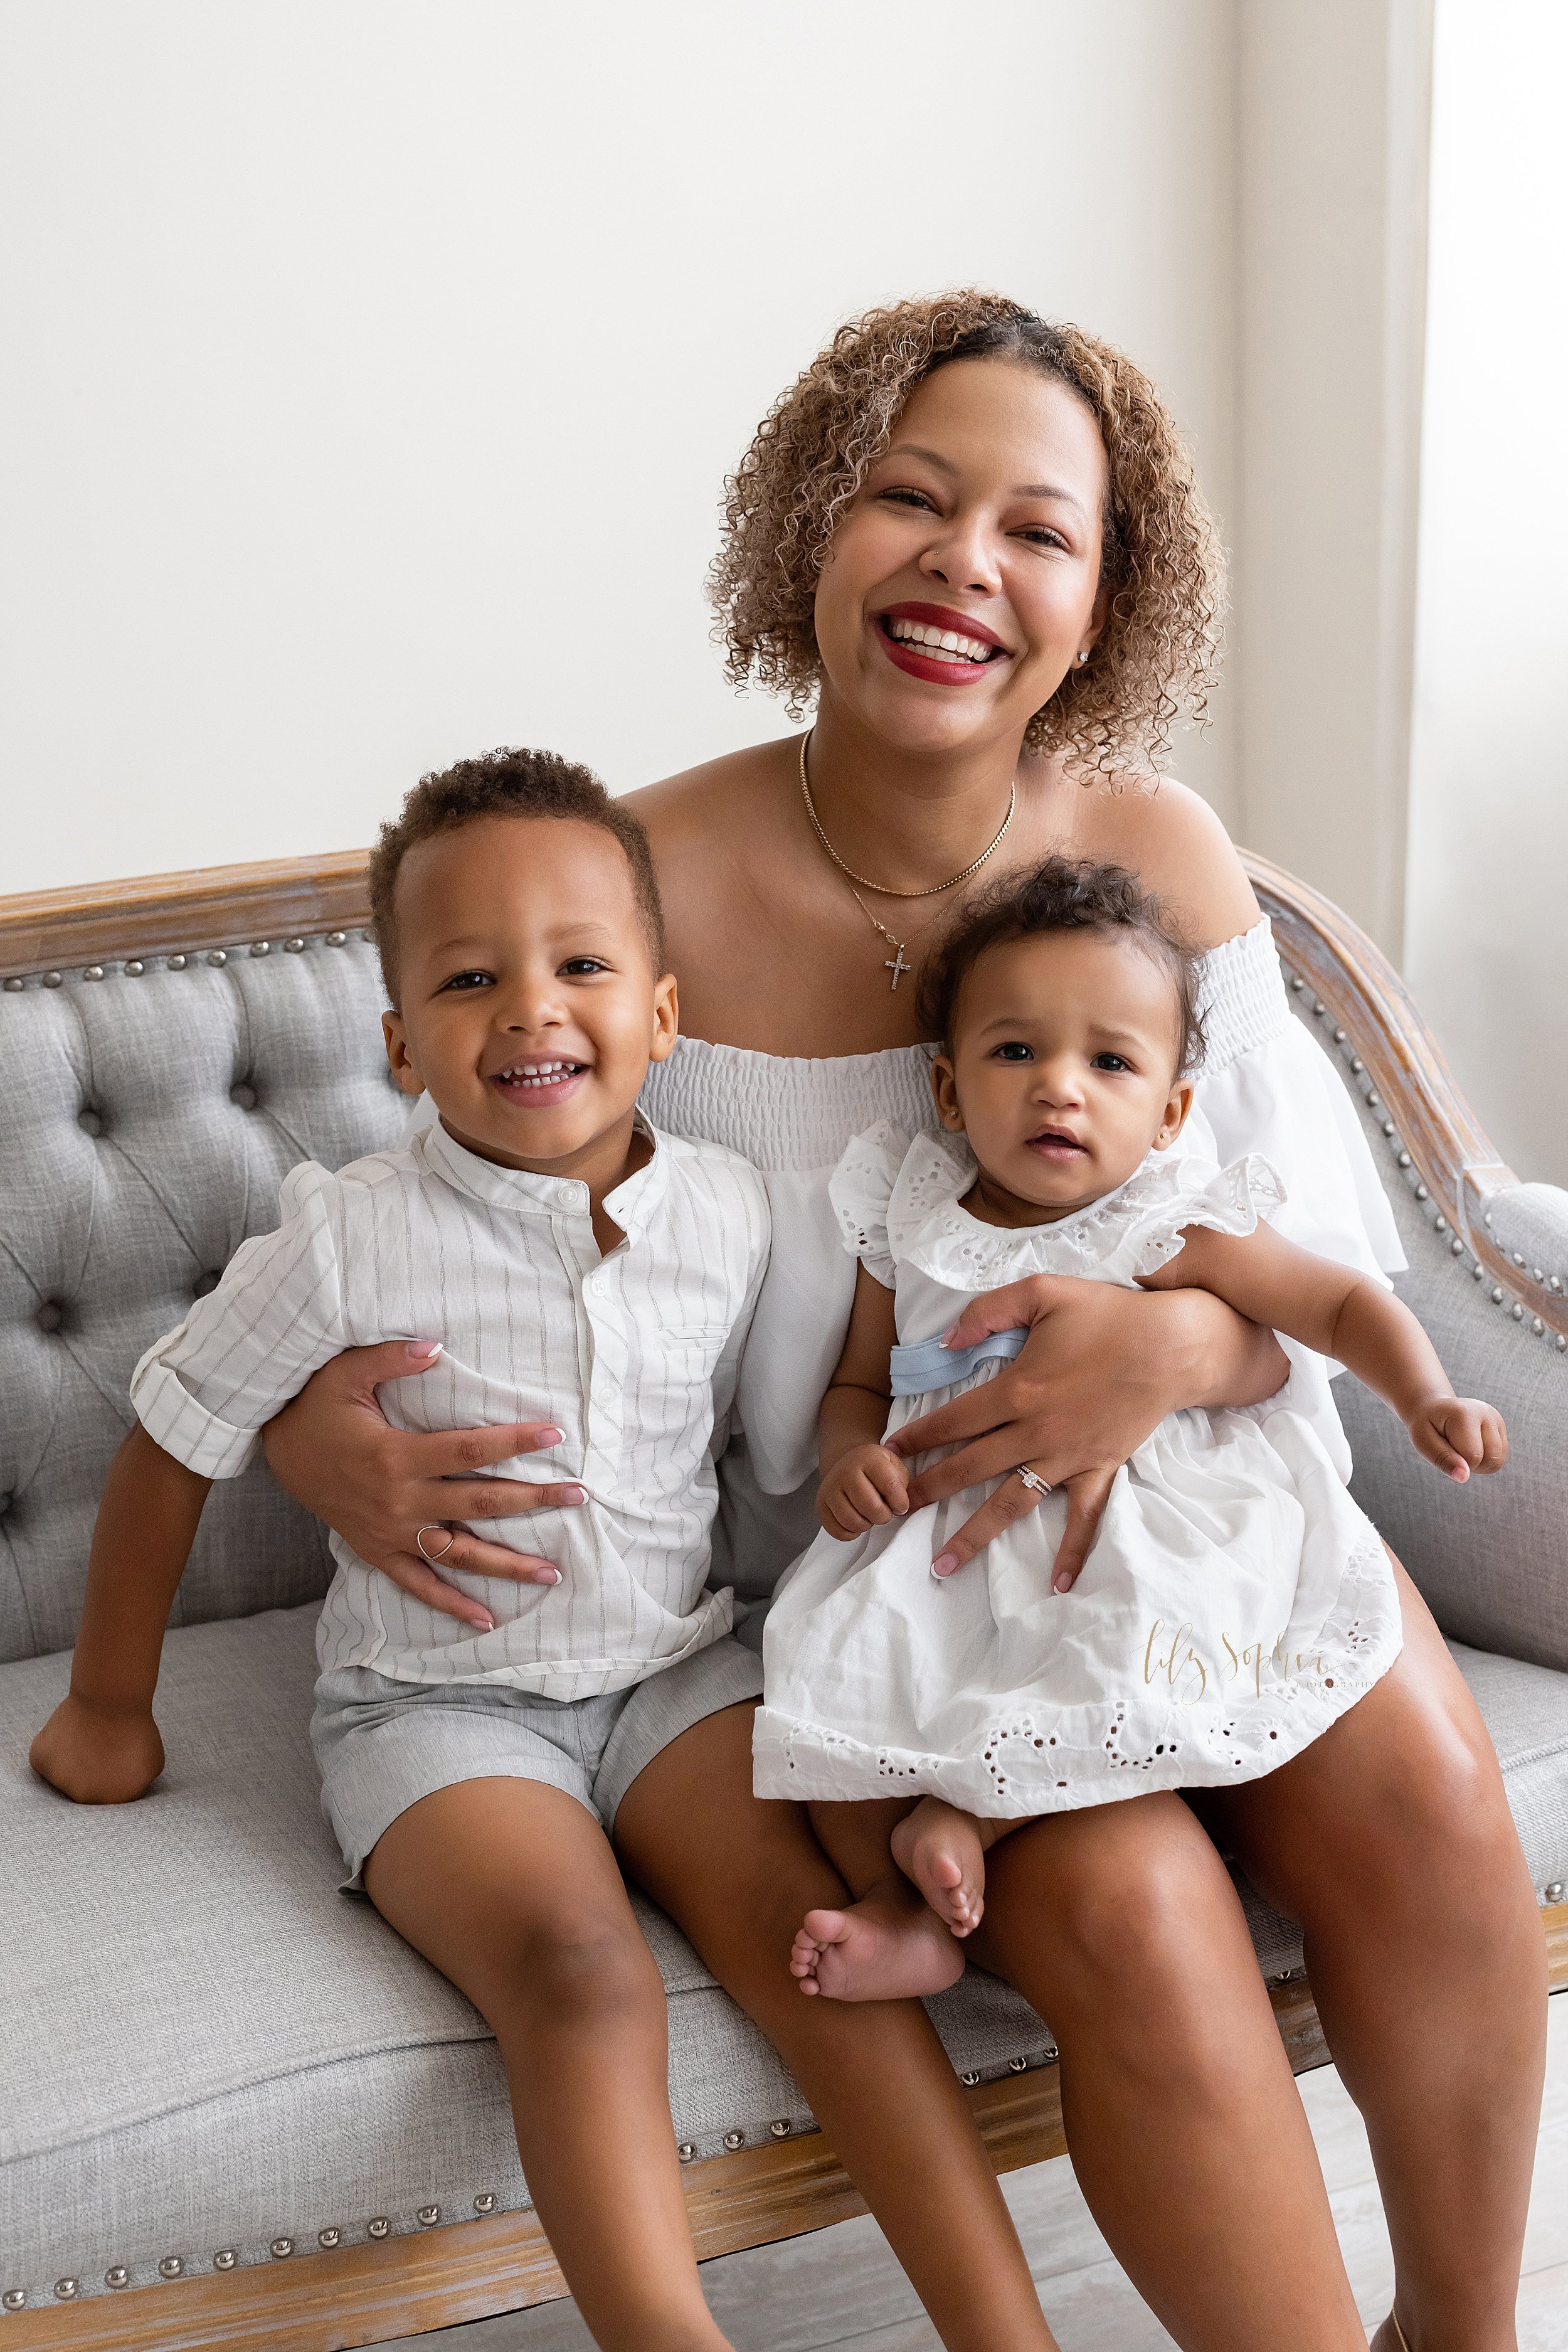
[554,1183,580,1208]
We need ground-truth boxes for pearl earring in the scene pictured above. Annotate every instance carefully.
[1076,649,1089,664]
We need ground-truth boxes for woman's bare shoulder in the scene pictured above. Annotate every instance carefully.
[627,738,793,859]
[1073,770,1259,950]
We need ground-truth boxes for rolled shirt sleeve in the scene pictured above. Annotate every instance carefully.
[130,1163,349,1478]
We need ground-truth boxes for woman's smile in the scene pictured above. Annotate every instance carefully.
[876,600,1010,686]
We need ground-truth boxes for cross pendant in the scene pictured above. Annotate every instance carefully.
[884,945,911,990]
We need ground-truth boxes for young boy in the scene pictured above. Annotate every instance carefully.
[29,748,770,2352]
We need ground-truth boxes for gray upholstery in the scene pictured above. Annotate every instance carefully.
[0,940,403,1660]
[1,939,1564,2315]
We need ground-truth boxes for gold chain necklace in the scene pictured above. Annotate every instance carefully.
[798,730,1015,991]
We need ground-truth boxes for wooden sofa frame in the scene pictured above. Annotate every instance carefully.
[3,847,1564,2352]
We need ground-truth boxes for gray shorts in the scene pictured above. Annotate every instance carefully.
[312,1634,765,1891]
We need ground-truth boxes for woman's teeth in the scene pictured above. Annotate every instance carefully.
[494,1061,583,1088]
[886,617,995,664]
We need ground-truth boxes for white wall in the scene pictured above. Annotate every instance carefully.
[1404,0,1568,1184]
[1233,0,1433,955]
[0,0,1239,895]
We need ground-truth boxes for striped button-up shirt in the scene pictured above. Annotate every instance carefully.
[132,1117,771,1698]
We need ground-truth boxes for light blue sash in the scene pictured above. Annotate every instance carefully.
[887,1325,1028,1398]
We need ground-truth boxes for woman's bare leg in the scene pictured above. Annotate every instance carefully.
[365,1777,733,2352]
[614,1705,1062,2352]
[970,1789,1368,2352]
[1209,1560,1546,2352]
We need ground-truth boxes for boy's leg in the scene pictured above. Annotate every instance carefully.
[364,1775,731,2352]
[790,1796,968,2000]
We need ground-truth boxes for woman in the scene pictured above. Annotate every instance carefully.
[265,295,1544,2352]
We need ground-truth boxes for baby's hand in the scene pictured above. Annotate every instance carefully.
[818,1444,910,1541]
[1407,1395,1508,1483]
[29,1694,166,1804]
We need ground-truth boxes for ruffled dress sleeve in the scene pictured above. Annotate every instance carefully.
[825,1121,909,1290]
[1182,920,1404,1477]
[1122,1154,1288,1281]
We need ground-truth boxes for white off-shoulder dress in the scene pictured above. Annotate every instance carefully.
[750,1132,1403,1812]
[635,918,1409,1777]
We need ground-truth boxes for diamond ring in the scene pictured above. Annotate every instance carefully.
[1016,1468,1053,1499]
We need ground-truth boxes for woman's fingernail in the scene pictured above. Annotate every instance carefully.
[941,1324,960,1346]
[1053,1573,1072,1593]
[931,1551,959,1579]
[474,1614,495,1632]
[409,1339,443,1362]
[538,1426,564,1445]
[539,1569,562,1585]
[559,1484,585,1505]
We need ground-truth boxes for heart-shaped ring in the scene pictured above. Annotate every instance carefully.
[416,1525,456,1566]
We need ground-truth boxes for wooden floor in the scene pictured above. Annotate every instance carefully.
[377,1996,1568,2350]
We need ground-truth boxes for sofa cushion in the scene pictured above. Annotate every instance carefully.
[0,944,404,1663]
[4,1606,1564,2309]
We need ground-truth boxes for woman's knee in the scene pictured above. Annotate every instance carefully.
[988,1796,1249,2016]
[507,1907,664,2028]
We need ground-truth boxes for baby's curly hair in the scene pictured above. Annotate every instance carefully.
[708,291,1224,772]
[917,855,1206,1078]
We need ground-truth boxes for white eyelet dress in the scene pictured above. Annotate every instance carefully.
[750,1131,1403,1812]
[635,917,1407,1774]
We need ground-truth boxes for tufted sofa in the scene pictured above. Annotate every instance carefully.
[1,849,1565,2352]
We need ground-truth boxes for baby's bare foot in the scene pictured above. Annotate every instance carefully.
[790,1883,967,2003]
[891,1797,988,1935]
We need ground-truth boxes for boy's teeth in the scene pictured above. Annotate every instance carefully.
[887,617,994,662]
[497,1061,580,1087]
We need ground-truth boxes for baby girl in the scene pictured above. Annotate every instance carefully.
[753,857,1507,2001]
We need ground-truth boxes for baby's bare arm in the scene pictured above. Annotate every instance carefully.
[817,1265,909,1537]
[29,1425,211,1802]
[1141,1224,1507,1479]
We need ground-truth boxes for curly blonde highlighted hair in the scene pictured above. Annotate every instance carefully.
[707,292,1225,772]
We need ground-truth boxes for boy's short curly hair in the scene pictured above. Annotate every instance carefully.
[916,855,1206,1077]
[707,292,1225,774]
[368,747,666,1006]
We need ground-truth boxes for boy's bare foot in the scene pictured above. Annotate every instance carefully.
[790,1878,967,2001]
[891,1796,988,1935]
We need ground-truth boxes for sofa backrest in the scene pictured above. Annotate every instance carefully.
[2,858,1565,1673]
[0,933,403,1661]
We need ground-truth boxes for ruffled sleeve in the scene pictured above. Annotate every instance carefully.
[1124,1154,1288,1280]
[827,1121,909,1289]
[1184,918,1406,1479]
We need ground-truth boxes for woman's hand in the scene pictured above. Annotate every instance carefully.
[262,1341,583,1633]
[31,1694,165,1804]
[885,1277,1288,1588]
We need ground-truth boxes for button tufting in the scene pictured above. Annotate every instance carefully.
[36,1301,63,1333]
[193,1270,220,1297]
[230,1082,258,1110]
[77,1107,103,1136]
[213,2250,237,2271]
[0,1495,12,1517]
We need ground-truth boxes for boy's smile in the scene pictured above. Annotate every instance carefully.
[381,814,677,1224]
